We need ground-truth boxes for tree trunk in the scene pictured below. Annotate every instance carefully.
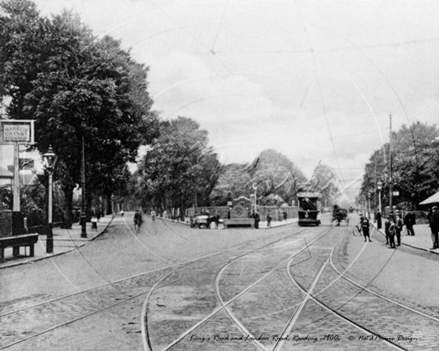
[62,186,74,229]
[106,193,112,215]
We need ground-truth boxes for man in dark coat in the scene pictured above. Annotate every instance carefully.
[395,214,403,246]
[266,211,272,228]
[375,209,382,229]
[404,211,415,236]
[254,210,260,229]
[384,215,392,245]
[361,217,372,242]
[429,206,439,249]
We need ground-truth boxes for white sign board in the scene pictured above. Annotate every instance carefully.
[0,120,35,145]
[297,191,321,198]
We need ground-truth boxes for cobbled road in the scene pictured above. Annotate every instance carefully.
[0,214,438,351]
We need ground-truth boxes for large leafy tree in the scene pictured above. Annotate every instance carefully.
[309,163,340,208]
[0,0,158,226]
[135,117,220,216]
[211,149,307,206]
[361,121,439,210]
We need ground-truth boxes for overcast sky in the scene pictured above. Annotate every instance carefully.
[1,0,439,202]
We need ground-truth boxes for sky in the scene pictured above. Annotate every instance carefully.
[1,0,439,203]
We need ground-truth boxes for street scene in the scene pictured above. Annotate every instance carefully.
[0,0,438,350]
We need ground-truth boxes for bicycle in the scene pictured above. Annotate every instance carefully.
[134,219,142,232]
[352,224,362,236]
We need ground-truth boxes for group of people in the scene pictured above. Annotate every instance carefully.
[380,206,439,250]
[384,214,404,248]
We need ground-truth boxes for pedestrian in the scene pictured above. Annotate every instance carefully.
[267,211,272,228]
[134,210,143,231]
[214,210,220,229]
[150,209,156,221]
[384,215,392,245]
[388,218,396,249]
[361,217,372,242]
[395,214,403,246]
[283,211,287,221]
[375,209,382,229]
[254,210,260,229]
[91,215,98,231]
[429,206,439,249]
[404,211,415,236]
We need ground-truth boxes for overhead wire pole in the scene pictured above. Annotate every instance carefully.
[81,135,87,238]
[389,114,394,215]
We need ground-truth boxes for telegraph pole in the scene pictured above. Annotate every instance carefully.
[81,136,87,238]
[389,114,393,215]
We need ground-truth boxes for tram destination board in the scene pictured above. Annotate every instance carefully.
[0,120,35,145]
[297,191,321,198]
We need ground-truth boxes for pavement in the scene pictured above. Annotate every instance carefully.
[370,219,439,254]
[0,215,114,269]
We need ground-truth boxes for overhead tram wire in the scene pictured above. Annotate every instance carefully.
[292,2,348,193]
[144,0,271,117]
[314,24,437,175]
[210,0,229,54]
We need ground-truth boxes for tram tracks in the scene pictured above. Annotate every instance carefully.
[146,225,335,351]
[0,223,307,350]
[148,223,435,351]
[283,228,438,351]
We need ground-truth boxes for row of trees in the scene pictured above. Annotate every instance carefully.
[359,121,439,210]
[129,116,341,215]
[0,0,158,227]
[0,0,343,224]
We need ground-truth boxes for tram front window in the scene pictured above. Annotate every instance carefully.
[299,198,317,211]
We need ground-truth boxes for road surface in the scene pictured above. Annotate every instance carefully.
[0,214,438,351]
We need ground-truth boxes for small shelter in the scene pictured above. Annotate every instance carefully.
[0,166,13,190]
[0,166,13,181]
[419,191,439,206]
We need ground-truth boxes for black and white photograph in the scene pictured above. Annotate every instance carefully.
[0,0,438,350]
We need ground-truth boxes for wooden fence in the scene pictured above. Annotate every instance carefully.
[185,206,298,221]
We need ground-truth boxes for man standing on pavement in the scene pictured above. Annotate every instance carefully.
[266,211,272,228]
[384,215,390,245]
[404,211,415,236]
[375,209,382,229]
[150,209,157,221]
[395,214,403,246]
[361,217,372,242]
[429,206,439,249]
[388,217,396,249]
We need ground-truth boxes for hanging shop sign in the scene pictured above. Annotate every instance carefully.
[0,120,35,145]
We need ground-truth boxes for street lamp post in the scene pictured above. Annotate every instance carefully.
[377,181,383,214]
[43,145,56,254]
[368,191,372,219]
[252,183,258,213]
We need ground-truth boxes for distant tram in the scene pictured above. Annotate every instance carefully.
[297,191,321,226]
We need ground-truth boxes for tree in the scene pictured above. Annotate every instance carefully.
[361,121,439,210]
[134,117,220,218]
[310,163,340,208]
[211,149,307,206]
[0,1,158,226]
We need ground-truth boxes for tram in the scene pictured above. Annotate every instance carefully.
[297,191,321,226]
